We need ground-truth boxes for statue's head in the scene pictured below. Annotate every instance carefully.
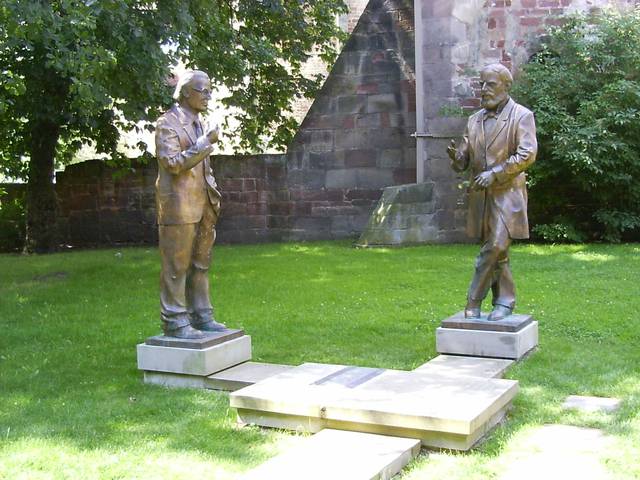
[480,63,512,111]
[174,70,211,113]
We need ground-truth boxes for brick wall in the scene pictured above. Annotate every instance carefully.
[36,0,640,248]
[416,0,640,243]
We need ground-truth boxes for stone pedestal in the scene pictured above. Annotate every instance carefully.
[137,329,252,387]
[436,312,538,360]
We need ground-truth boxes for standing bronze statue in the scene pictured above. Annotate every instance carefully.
[155,70,227,338]
[447,63,537,321]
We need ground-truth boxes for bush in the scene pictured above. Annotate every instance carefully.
[0,187,26,252]
[513,9,640,242]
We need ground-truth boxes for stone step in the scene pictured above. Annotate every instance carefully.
[241,429,420,480]
[414,354,514,378]
[206,361,294,391]
[231,362,518,450]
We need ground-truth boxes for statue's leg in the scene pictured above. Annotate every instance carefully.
[187,200,225,331]
[467,210,510,312]
[159,223,197,334]
[491,252,515,309]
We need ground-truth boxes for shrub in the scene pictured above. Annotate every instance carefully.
[0,187,26,252]
[513,9,640,242]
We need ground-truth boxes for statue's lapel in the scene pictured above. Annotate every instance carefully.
[486,98,514,149]
[174,105,197,144]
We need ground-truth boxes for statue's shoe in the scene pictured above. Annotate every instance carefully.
[487,305,513,321]
[164,325,205,339]
[464,306,481,318]
[193,320,227,332]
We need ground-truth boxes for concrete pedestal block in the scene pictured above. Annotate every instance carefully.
[436,321,538,360]
[137,335,252,376]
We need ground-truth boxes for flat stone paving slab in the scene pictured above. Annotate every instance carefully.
[498,425,615,480]
[206,361,295,391]
[442,311,533,332]
[241,429,420,480]
[414,355,514,379]
[562,395,622,413]
[231,362,518,450]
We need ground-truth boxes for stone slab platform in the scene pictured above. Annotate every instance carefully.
[436,321,538,360]
[562,395,622,413]
[137,335,251,376]
[241,429,420,480]
[442,312,533,332]
[230,362,518,450]
[145,329,244,349]
[414,355,514,379]
[206,361,294,391]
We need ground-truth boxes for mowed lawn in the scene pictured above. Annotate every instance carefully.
[1,241,639,479]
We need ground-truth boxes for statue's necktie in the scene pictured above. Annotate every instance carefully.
[194,120,203,138]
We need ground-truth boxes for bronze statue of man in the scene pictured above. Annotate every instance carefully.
[155,70,226,338]
[447,63,537,321]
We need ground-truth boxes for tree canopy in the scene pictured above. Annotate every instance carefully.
[513,8,640,242]
[0,0,347,251]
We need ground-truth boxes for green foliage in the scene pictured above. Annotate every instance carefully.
[0,188,25,252]
[512,9,640,242]
[0,0,347,179]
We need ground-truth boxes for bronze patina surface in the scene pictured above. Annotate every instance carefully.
[145,329,245,349]
[155,70,229,339]
[447,63,537,322]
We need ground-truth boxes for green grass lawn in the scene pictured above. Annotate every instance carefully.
[1,241,639,479]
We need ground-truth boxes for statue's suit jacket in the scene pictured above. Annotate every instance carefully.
[453,98,537,240]
[155,104,221,225]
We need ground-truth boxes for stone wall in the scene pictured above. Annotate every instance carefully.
[48,0,417,247]
[285,0,417,240]
[414,0,640,243]
[23,0,640,248]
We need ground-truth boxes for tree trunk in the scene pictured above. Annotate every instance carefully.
[25,120,60,253]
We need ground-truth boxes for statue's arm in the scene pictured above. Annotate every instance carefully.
[155,117,213,175]
[449,124,471,172]
[491,111,537,182]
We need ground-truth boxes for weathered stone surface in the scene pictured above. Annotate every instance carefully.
[436,321,538,360]
[206,362,295,392]
[136,335,252,376]
[357,182,438,246]
[415,355,514,379]
[143,371,209,389]
[241,429,420,480]
[230,362,518,450]
[562,395,622,413]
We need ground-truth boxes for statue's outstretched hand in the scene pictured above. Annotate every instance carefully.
[207,125,220,144]
[447,139,457,162]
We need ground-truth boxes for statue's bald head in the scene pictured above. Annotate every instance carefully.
[481,63,513,90]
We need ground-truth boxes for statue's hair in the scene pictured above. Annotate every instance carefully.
[482,63,513,87]
[173,70,209,101]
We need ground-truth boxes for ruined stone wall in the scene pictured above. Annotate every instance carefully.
[285,0,417,240]
[417,0,640,243]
